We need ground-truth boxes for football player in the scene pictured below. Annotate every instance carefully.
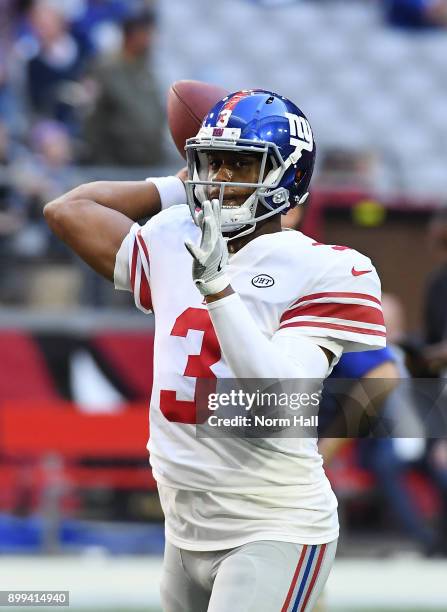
[44,90,386,611]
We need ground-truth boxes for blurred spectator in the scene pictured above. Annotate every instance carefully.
[0,118,22,166]
[83,8,165,166]
[284,204,447,555]
[71,0,130,57]
[0,120,24,242]
[0,57,24,136]
[0,119,26,303]
[320,298,447,556]
[315,148,390,193]
[369,293,447,556]
[0,0,15,43]
[419,210,447,554]
[24,0,87,131]
[424,209,447,348]
[382,293,407,344]
[320,346,439,556]
[421,210,447,376]
[385,0,447,29]
[10,119,80,258]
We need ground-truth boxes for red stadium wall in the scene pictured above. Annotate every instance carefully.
[0,330,156,513]
[0,327,440,520]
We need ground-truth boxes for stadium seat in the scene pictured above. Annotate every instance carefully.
[156,0,446,197]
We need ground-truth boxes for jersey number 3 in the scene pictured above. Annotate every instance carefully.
[159,308,221,424]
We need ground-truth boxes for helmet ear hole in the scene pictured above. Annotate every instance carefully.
[295,169,303,182]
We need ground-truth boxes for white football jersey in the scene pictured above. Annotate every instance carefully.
[114,205,386,550]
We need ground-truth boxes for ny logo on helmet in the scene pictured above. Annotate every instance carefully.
[285,113,314,152]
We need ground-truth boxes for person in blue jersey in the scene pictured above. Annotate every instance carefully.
[319,344,441,553]
[318,290,447,556]
[282,206,442,556]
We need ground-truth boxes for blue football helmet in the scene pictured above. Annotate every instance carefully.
[185,89,316,240]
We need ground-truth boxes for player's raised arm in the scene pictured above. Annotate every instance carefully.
[45,175,186,221]
[44,191,134,282]
[43,175,186,282]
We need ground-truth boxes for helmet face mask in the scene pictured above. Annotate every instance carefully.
[185,138,290,239]
[185,90,316,241]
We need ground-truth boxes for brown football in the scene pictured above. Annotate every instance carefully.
[167,80,229,159]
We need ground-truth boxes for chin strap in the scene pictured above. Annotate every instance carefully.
[220,190,257,227]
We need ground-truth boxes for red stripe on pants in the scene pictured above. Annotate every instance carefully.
[281,545,308,612]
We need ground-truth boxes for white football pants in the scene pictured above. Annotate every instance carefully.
[160,538,337,612]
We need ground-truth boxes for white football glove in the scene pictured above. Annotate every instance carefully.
[185,199,230,296]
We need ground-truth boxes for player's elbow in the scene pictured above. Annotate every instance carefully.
[43,182,102,233]
[43,199,63,233]
[43,195,78,239]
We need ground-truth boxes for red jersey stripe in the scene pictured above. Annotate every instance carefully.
[280,303,385,326]
[289,292,381,309]
[134,231,152,311]
[279,320,386,337]
[139,270,152,311]
[136,230,150,268]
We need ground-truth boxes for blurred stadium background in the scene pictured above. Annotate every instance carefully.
[1,0,447,610]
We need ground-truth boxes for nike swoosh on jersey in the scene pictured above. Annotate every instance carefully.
[351,267,372,276]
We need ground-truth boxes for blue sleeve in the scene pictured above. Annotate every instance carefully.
[331,347,395,379]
